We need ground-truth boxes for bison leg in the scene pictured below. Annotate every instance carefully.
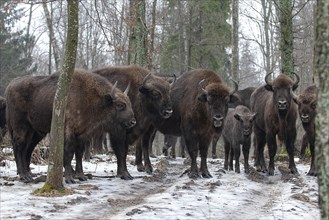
[75,140,87,181]
[266,133,278,175]
[254,127,267,173]
[25,132,44,178]
[212,134,220,159]
[180,137,186,158]
[285,130,298,175]
[11,128,35,182]
[199,138,212,178]
[299,133,308,161]
[223,139,230,170]
[229,147,234,171]
[135,139,144,172]
[242,143,251,174]
[307,138,316,176]
[185,138,199,179]
[64,140,76,184]
[110,135,133,180]
[233,143,241,173]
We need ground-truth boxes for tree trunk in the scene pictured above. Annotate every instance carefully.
[315,1,329,219]
[231,0,239,80]
[42,0,61,72]
[39,0,79,192]
[278,0,294,76]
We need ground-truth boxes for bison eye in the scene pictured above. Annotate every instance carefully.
[152,91,161,99]
[115,102,126,111]
[311,102,317,109]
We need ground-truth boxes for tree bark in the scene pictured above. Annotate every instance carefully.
[315,0,329,219]
[231,0,239,80]
[42,0,61,72]
[278,0,294,76]
[42,0,79,191]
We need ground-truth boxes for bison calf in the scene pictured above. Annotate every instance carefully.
[222,105,255,173]
[294,85,317,176]
[5,69,136,183]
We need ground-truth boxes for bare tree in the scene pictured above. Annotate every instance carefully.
[36,0,79,193]
[232,0,239,80]
[314,0,329,218]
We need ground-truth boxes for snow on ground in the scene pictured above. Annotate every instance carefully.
[0,153,320,220]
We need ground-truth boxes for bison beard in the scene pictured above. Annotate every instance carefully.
[250,72,300,175]
[138,69,238,179]
[5,69,136,183]
[92,65,173,179]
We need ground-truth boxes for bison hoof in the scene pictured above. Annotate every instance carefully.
[20,175,33,183]
[120,175,133,180]
[65,178,76,184]
[77,175,88,181]
[235,170,241,174]
[202,173,212,178]
[145,166,153,175]
[212,154,217,159]
[268,168,274,176]
[290,167,299,175]
[189,172,200,179]
[137,164,145,172]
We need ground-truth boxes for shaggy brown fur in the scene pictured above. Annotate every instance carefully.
[142,69,238,178]
[0,96,6,143]
[250,73,299,175]
[222,105,256,174]
[5,69,135,183]
[294,85,317,176]
[93,65,173,178]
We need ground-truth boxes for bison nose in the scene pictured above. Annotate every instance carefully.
[162,108,173,119]
[301,114,309,123]
[128,118,137,128]
[213,115,223,128]
[243,128,251,136]
[277,100,287,110]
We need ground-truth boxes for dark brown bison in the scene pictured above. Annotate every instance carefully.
[92,65,173,179]
[212,86,257,158]
[222,105,256,173]
[293,85,317,176]
[250,72,300,175]
[0,96,6,143]
[139,69,237,178]
[5,69,136,183]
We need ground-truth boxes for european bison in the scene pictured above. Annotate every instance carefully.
[250,72,300,175]
[140,69,237,178]
[5,69,136,183]
[212,86,256,159]
[0,96,6,143]
[222,105,256,173]
[293,85,317,176]
[92,65,173,179]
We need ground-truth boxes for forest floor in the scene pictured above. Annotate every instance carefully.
[0,142,320,220]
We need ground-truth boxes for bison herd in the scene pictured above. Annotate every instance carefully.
[0,65,318,184]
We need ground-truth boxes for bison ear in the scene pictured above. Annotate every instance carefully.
[197,93,207,102]
[229,93,240,104]
[104,94,113,106]
[139,86,149,95]
[234,113,241,121]
[264,84,273,91]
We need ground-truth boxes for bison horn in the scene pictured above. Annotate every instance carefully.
[170,73,177,86]
[230,78,239,94]
[265,72,273,86]
[111,81,118,96]
[199,79,207,94]
[292,72,300,90]
[124,81,131,95]
[142,73,152,87]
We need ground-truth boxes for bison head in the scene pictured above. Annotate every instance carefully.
[233,106,256,136]
[264,72,300,116]
[106,82,136,129]
[293,85,317,124]
[139,73,173,119]
[198,79,238,128]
